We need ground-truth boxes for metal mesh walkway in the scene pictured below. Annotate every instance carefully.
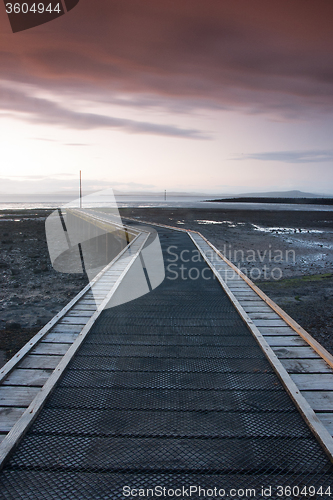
[1,226,333,499]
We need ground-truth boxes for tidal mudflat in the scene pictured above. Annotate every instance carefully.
[0,206,332,366]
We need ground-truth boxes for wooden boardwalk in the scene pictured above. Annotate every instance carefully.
[189,232,333,449]
[0,212,149,457]
[0,210,333,496]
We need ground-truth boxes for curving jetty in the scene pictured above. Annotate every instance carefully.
[0,210,333,498]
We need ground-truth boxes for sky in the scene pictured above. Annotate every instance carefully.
[1,0,333,196]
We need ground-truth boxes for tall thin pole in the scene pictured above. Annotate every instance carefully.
[164,189,166,201]
[79,170,82,208]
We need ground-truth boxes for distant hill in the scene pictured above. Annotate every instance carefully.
[206,196,333,205]
[1,189,332,201]
[220,190,332,199]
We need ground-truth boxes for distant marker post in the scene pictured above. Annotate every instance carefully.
[80,170,82,208]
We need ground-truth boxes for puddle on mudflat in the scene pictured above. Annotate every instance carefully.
[195,220,246,227]
[252,225,325,235]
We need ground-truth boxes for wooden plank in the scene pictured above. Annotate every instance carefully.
[318,414,333,435]
[59,317,90,325]
[51,324,83,334]
[103,270,126,274]
[0,408,26,433]
[291,374,333,390]
[253,319,288,327]
[3,369,52,387]
[242,305,274,313]
[216,269,234,274]
[272,346,319,358]
[238,300,268,305]
[224,281,251,285]
[224,279,249,283]
[227,288,251,293]
[238,303,268,310]
[225,284,249,288]
[18,355,62,370]
[104,270,127,275]
[92,284,115,290]
[70,304,96,311]
[238,298,266,303]
[31,343,69,355]
[103,269,128,275]
[83,291,102,297]
[92,286,115,293]
[302,392,333,411]
[259,327,296,335]
[231,293,260,298]
[95,275,119,280]
[281,358,333,374]
[0,387,40,407]
[248,312,281,320]
[265,336,308,347]
[67,310,94,317]
[95,284,116,290]
[41,333,78,344]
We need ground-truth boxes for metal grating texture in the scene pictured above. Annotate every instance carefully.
[1,225,333,499]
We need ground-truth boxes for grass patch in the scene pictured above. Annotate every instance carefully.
[259,273,333,288]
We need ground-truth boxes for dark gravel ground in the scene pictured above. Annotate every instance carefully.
[1,206,332,364]
[0,209,88,362]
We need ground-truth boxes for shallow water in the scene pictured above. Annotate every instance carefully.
[1,196,333,211]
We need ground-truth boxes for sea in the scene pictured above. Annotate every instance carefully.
[1,195,333,211]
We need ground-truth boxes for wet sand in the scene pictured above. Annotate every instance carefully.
[0,207,332,365]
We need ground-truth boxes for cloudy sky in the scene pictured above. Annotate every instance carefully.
[1,0,333,195]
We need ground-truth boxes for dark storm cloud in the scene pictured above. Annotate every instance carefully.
[234,150,333,163]
[0,86,209,138]
[1,0,333,116]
